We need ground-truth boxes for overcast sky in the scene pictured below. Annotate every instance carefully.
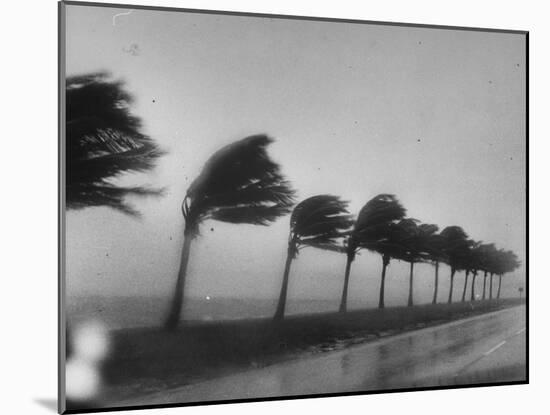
[65,4,526,307]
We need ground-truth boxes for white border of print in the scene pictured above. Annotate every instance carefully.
[2,0,544,414]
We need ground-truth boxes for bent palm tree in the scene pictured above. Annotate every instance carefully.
[468,242,486,301]
[340,195,406,311]
[495,249,521,299]
[477,243,498,300]
[426,231,446,304]
[165,134,295,329]
[66,72,164,215]
[460,241,479,302]
[388,220,439,307]
[440,226,471,304]
[274,195,353,320]
[461,270,471,302]
[406,222,439,307]
[392,219,422,307]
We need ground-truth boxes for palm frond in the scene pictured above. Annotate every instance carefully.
[439,226,473,270]
[67,184,163,217]
[184,134,296,235]
[209,205,292,225]
[355,194,406,232]
[351,194,406,256]
[66,72,164,216]
[288,195,354,253]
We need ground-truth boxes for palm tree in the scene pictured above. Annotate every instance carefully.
[274,195,353,320]
[488,248,501,300]
[339,195,406,312]
[460,241,479,302]
[416,223,441,306]
[440,226,471,304]
[496,249,521,299]
[461,269,471,302]
[164,134,296,329]
[470,270,478,301]
[469,243,487,301]
[66,72,164,216]
[339,195,406,311]
[425,231,447,304]
[391,220,439,307]
[478,243,498,300]
[397,219,420,308]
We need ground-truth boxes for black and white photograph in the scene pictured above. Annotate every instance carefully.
[59,1,527,412]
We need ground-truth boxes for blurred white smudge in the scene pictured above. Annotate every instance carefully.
[72,320,110,363]
[112,10,133,26]
[66,358,101,401]
[66,319,110,402]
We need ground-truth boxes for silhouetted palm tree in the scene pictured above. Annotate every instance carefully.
[495,249,521,299]
[396,220,419,307]
[339,195,406,311]
[469,243,487,301]
[425,231,447,304]
[274,195,353,320]
[411,223,439,306]
[461,240,479,302]
[470,270,479,301]
[488,248,502,300]
[391,220,439,307]
[440,226,472,303]
[477,243,498,300]
[461,269,470,302]
[165,134,296,329]
[66,72,164,216]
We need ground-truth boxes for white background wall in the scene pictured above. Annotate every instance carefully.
[0,0,544,414]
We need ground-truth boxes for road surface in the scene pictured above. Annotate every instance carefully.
[114,305,526,407]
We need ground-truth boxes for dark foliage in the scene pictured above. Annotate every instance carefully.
[391,220,440,263]
[470,243,494,273]
[66,72,164,215]
[492,248,521,275]
[183,134,296,236]
[439,226,474,270]
[288,195,354,256]
[275,195,353,319]
[349,194,407,257]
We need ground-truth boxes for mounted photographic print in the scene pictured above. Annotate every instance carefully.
[59,1,528,413]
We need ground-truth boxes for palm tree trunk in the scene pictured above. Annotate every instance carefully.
[489,273,494,300]
[274,247,294,321]
[407,261,414,307]
[461,270,470,302]
[164,235,193,330]
[497,274,502,299]
[432,261,439,305]
[447,267,456,304]
[470,271,477,301]
[339,252,354,313]
[482,271,488,300]
[378,254,390,309]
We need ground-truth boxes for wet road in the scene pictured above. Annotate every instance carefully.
[117,305,526,406]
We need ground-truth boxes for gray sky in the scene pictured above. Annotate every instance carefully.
[65,4,526,306]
